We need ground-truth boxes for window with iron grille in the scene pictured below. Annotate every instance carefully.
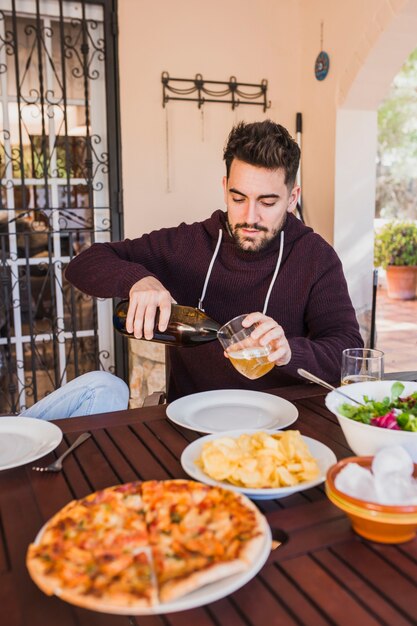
[0,0,123,414]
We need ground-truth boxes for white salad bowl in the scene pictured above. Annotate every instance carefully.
[325,380,417,461]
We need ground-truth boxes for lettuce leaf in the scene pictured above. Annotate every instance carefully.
[337,383,417,431]
[391,382,405,401]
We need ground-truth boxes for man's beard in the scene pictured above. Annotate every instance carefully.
[227,215,286,253]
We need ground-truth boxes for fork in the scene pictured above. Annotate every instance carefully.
[297,368,364,405]
[32,432,91,472]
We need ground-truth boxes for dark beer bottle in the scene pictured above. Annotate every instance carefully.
[113,300,221,347]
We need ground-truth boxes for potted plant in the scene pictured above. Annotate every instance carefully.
[374,221,417,300]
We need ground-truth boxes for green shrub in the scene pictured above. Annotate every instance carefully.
[374,221,417,268]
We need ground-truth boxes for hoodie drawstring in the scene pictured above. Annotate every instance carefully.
[198,228,284,315]
[198,229,223,311]
[262,230,284,315]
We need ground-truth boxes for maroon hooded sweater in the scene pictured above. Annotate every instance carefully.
[65,210,363,400]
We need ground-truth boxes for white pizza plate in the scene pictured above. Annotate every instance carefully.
[0,416,62,471]
[31,502,272,615]
[166,389,298,434]
[181,430,337,500]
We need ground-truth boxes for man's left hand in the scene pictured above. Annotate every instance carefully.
[242,312,291,366]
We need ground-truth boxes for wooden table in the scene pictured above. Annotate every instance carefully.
[1,384,416,626]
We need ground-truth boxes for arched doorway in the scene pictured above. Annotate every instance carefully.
[333,1,417,346]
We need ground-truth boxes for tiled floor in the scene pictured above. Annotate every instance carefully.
[375,288,417,373]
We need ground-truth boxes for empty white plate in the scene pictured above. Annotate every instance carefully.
[0,416,63,471]
[166,389,298,434]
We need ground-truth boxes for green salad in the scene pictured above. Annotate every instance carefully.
[338,382,417,432]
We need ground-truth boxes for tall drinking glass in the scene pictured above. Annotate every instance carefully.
[341,348,384,385]
[217,314,274,380]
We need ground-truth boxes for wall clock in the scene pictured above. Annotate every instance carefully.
[315,51,330,81]
[314,22,330,81]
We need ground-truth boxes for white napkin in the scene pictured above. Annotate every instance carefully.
[335,446,417,505]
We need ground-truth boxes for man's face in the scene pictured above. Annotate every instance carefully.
[223,159,300,253]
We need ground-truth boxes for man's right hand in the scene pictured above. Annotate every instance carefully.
[126,277,175,339]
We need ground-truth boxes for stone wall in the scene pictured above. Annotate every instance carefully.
[128,340,166,408]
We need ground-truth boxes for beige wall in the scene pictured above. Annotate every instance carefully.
[118,0,412,247]
[118,0,301,238]
[298,0,410,243]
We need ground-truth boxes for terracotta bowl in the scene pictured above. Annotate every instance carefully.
[325,456,417,544]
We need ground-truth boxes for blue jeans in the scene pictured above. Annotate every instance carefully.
[20,371,129,420]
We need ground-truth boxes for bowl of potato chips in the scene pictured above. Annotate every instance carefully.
[180,430,337,500]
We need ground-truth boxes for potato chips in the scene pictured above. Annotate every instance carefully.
[196,431,320,489]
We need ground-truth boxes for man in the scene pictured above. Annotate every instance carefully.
[65,120,363,400]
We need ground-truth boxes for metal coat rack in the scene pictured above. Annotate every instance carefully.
[161,72,270,111]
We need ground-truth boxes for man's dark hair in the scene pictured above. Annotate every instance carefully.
[223,120,300,187]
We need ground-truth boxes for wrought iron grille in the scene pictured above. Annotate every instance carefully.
[0,0,122,414]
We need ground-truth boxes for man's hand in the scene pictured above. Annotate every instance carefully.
[126,277,175,339]
[242,312,291,366]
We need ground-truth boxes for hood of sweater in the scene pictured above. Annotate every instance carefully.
[196,210,314,314]
[201,210,313,263]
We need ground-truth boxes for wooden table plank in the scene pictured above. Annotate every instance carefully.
[267,385,327,401]
[398,539,417,562]
[371,542,417,582]
[292,405,352,459]
[266,499,343,533]
[0,469,76,626]
[64,430,125,493]
[300,394,333,413]
[260,562,330,626]
[133,616,167,626]
[130,421,189,480]
[314,548,413,626]
[1,385,416,626]
[204,597,253,626]
[0,572,24,626]
[268,517,356,563]
[231,576,299,626]
[144,418,195,461]
[100,425,168,481]
[280,553,383,626]
[332,542,417,622]
[72,607,135,626]
[163,606,219,626]
[92,429,141,484]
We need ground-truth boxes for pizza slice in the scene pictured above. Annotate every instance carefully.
[141,479,265,602]
[26,482,158,609]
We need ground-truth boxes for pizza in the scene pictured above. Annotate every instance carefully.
[26,479,267,612]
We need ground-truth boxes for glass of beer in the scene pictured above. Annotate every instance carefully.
[217,314,274,380]
[341,348,384,385]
